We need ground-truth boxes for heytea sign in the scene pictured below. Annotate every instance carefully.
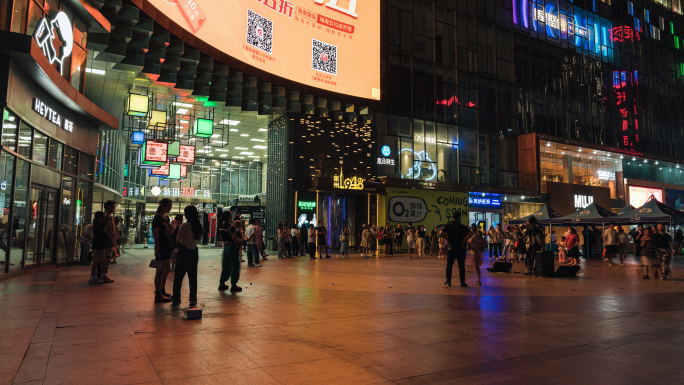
[32,98,74,132]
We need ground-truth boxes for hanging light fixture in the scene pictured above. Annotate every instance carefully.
[148,109,167,130]
[125,94,149,116]
[192,118,214,138]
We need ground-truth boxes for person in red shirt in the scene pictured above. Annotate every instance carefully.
[566,227,580,266]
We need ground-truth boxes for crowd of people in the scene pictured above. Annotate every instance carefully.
[82,199,678,302]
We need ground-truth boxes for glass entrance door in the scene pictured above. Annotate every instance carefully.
[25,185,58,266]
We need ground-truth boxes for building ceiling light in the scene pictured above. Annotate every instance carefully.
[239,152,254,155]
[253,145,267,149]
[233,156,245,159]
[218,119,240,125]
[176,108,189,115]
[173,102,193,108]
[211,133,221,138]
[250,138,265,142]
[258,128,268,131]
[235,147,248,150]
[85,68,106,75]
[240,134,249,137]
[229,128,239,132]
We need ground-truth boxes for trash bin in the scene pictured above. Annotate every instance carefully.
[270,237,277,252]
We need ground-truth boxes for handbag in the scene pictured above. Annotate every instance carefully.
[149,259,164,269]
[170,248,178,259]
[339,234,347,242]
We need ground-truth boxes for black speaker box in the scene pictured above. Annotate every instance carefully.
[487,261,513,273]
[554,265,581,277]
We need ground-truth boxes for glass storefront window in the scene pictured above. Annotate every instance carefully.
[0,151,14,274]
[78,153,94,180]
[26,0,45,36]
[48,140,63,170]
[2,110,17,151]
[74,180,91,262]
[33,131,48,164]
[11,159,29,272]
[17,122,32,158]
[11,0,28,34]
[63,146,78,175]
[58,177,74,264]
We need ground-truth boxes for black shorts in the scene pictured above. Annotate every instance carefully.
[318,237,327,246]
[605,245,618,255]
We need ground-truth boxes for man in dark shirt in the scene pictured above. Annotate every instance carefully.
[442,211,472,287]
[318,223,330,258]
[652,224,673,280]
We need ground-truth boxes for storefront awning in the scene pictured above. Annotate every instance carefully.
[508,205,564,225]
[549,202,615,224]
[611,196,684,224]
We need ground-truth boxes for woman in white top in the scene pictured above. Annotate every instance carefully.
[360,225,371,258]
[308,225,317,259]
[171,205,202,306]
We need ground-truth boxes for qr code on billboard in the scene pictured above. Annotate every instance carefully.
[311,39,337,75]
[246,10,273,54]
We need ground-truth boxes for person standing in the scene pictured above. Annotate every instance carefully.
[369,224,378,256]
[299,224,308,256]
[494,224,505,260]
[340,225,350,258]
[516,225,526,262]
[218,211,243,291]
[88,212,111,285]
[566,227,580,266]
[361,224,371,258]
[468,228,486,286]
[318,223,331,258]
[558,236,567,264]
[170,214,183,272]
[152,198,173,302]
[394,224,404,253]
[429,227,439,257]
[171,205,202,306]
[308,224,317,259]
[282,224,292,258]
[652,223,673,280]
[235,220,246,262]
[603,223,619,267]
[277,222,286,259]
[406,225,416,259]
[290,224,300,257]
[443,211,472,287]
[522,216,545,274]
[383,223,393,256]
[415,225,426,259]
[245,218,261,267]
[633,225,644,261]
[256,220,268,261]
[486,226,497,260]
[617,226,630,267]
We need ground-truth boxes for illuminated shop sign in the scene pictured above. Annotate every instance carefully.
[176,145,196,165]
[150,186,212,198]
[400,149,436,181]
[32,98,74,132]
[629,186,663,208]
[513,0,613,62]
[146,0,380,99]
[574,194,594,209]
[468,193,502,209]
[33,11,73,75]
[333,170,364,190]
[123,186,144,198]
[597,170,615,180]
[298,200,316,210]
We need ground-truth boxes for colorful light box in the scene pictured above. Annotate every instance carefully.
[176,145,196,164]
[131,131,145,144]
[125,94,149,117]
[192,118,213,138]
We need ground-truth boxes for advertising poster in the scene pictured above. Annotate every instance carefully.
[665,189,684,210]
[628,186,663,208]
[386,188,468,232]
[148,0,380,99]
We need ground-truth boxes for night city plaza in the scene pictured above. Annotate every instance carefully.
[3,0,684,383]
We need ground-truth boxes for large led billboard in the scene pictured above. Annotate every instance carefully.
[148,0,380,100]
[629,186,663,208]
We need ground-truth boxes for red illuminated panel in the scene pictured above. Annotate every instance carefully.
[176,145,196,164]
[150,162,171,176]
[145,141,168,163]
[181,164,187,178]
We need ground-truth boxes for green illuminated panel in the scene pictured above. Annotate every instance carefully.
[192,118,213,138]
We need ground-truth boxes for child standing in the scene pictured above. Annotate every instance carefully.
[406,227,416,259]
[558,235,567,264]
[438,232,449,259]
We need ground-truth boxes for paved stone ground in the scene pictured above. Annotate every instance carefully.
[1,247,684,385]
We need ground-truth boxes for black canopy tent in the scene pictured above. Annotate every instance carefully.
[610,197,684,224]
[550,202,615,225]
[508,205,564,225]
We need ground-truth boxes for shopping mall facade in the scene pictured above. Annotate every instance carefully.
[2,0,684,277]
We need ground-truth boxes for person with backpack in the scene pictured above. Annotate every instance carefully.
[522,216,545,275]
[89,211,112,285]
[443,211,473,287]
[152,199,174,302]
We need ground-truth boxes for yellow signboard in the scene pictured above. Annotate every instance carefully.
[385,188,469,230]
[333,170,364,190]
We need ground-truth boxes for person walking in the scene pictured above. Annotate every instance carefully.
[277,222,286,259]
[443,211,472,287]
[566,227,580,266]
[522,216,545,274]
[429,227,439,256]
[632,225,644,260]
[617,226,630,267]
[218,211,243,291]
[603,223,619,267]
[653,224,672,280]
[415,225,426,259]
[299,224,308,256]
[360,224,371,258]
[152,198,173,302]
[290,224,300,256]
[340,224,350,258]
[171,205,202,306]
[318,223,331,258]
[383,223,393,256]
[406,225,416,259]
[640,228,657,279]
[494,224,505,260]
[308,224,317,259]
[468,228,486,286]
[245,218,261,267]
[394,224,404,253]
[256,220,268,260]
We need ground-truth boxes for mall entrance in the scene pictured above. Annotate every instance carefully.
[25,184,59,266]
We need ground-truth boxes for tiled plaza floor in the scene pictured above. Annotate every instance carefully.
[1,248,684,385]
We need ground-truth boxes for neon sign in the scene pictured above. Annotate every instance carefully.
[32,98,74,132]
[333,169,364,190]
[33,12,73,75]
[400,149,436,181]
[298,201,316,210]
[381,145,391,157]
[574,195,593,209]
[150,187,212,198]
